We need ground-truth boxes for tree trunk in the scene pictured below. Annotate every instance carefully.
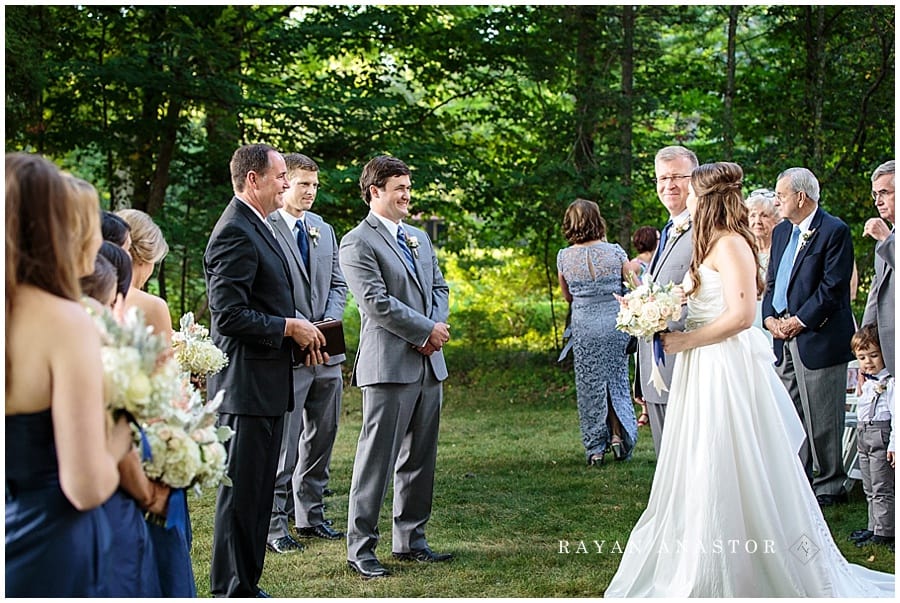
[723,6,739,160]
[618,5,636,248]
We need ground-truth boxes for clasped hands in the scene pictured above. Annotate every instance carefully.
[286,317,329,366]
[764,315,804,340]
[416,322,450,356]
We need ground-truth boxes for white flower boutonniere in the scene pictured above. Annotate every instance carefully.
[798,229,815,250]
[307,225,320,247]
[406,235,420,258]
[671,218,691,239]
[874,380,888,395]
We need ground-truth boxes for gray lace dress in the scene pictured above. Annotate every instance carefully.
[557,242,637,461]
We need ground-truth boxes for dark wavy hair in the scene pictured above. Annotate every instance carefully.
[632,226,659,255]
[359,155,411,204]
[688,162,763,297]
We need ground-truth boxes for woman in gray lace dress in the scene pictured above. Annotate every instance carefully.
[558,199,639,466]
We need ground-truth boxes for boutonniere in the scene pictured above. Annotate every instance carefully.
[874,380,888,395]
[671,219,691,239]
[406,235,420,258]
[798,229,815,250]
[307,225,320,247]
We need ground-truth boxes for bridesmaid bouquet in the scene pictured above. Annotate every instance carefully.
[91,306,182,423]
[615,281,683,341]
[172,312,229,377]
[142,387,234,492]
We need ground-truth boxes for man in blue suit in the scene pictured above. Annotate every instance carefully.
[762,167,855,507]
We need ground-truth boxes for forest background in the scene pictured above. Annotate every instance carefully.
[5,4,896,353]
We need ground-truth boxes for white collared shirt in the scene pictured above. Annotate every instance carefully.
[237,196,276,237]
[372,211,405,240]
[278,208,306,236]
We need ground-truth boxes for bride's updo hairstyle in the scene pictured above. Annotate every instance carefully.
[687,161,764,298]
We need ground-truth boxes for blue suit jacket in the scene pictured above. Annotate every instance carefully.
[761,207,855,369]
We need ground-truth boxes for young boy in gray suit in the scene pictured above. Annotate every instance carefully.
[848,324,895,552]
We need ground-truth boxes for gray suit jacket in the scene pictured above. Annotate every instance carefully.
[862,232,895,374]
[268,210,348,365]
[634,221,692,405]
[339,212,450,387]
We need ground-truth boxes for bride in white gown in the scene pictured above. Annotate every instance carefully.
[605,162,894,597]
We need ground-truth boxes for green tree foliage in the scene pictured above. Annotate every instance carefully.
[6,4,894,326]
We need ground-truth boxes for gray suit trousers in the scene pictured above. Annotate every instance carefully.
[775,337,847,496]
[269,363,342,539]
[346,365,443,562]
[857,421,895,537]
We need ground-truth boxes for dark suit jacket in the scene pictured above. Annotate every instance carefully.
[762,207,855,369]
[204,197,296,416]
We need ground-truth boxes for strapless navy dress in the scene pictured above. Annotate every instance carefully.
[6,409,112,597]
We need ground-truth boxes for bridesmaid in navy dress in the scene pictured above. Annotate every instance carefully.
[5,153,133,596]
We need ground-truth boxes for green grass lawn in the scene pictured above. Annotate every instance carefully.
[187,348,894,597]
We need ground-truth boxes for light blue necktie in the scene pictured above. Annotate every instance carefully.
[295,221,309,271]
[772,225,801,314]
[396,226,416,273]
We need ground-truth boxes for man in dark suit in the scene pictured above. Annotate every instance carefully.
[339,155,451,579]
[762,167,856,507]
[205,143,325,597]
[266,153,348,551]
[862,160,895,375]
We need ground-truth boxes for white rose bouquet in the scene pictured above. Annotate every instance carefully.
[615,281,684,341]
[172,312,229,377]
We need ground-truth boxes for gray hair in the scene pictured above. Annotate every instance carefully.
[745,188,777,215]
[655,145,699,168]
[777,167,820,203]
[871,160,895,183]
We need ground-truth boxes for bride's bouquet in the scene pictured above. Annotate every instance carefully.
[615,280,684,394]
[615,281,683,341]
[172,312,229,377]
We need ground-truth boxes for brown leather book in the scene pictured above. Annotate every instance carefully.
[293,319,345,366]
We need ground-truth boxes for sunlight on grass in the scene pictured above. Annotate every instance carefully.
[188,348,893,596]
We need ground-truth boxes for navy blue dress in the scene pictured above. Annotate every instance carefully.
[101,488,163,597]
[5,410,112,597]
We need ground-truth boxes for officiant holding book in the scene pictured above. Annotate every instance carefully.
[266,153,348,551]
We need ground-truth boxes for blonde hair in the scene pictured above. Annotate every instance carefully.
[65,176,102,277]
[116,208,169,265]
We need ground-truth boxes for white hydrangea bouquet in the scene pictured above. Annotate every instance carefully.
[615,281,683,341]
[172,312,229,377]
[615,280,684,394]
[142,386,234,492]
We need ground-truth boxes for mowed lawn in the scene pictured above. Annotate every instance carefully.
[187,348,895,597]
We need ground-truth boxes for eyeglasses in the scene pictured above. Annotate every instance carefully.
[653,175,692,185]
[775,191,799,201]
[871,189,894,201]
[749,188,775,199]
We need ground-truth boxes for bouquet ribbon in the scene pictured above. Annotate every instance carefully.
[166,488,193,549]
[648,332,669,395]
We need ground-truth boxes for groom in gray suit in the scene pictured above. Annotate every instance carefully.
[862,160,895,375]
[634,145,698,457]
[266,153,348,552]
[339,155,451,579]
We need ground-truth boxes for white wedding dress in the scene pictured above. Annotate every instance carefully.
[605,265,894,597]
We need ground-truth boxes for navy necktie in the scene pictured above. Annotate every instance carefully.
[772,225,801,314]
[396,226,416,273]
[651,220,673,272]
[295,221,309,271]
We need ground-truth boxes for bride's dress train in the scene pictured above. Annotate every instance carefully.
[605,265,894,597]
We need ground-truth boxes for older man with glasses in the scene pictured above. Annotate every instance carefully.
[862,160,895,376]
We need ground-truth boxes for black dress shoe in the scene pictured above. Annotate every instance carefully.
[849,529,874,542]
[816,491,848,507]
[392,547,453,563]
[347,559,391,579]
[266,535,304,554]
[256,588,272,598]
[323,488,335,497]
[296,523,345,540]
